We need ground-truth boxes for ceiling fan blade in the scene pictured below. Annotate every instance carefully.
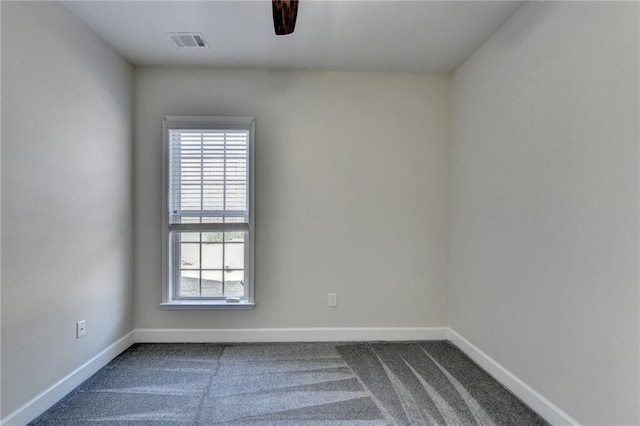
[272,0,299,36]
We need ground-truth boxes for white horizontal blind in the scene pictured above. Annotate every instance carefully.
[169,129,249,226]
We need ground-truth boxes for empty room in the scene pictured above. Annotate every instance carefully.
[1,1,638,425]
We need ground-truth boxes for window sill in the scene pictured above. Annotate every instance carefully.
[160,300,255,310]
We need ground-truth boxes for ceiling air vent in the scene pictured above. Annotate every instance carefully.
[167,32,209,48]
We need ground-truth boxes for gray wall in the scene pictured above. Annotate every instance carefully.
[134,69,450,329]
[450,2,639,424]
[1,1,134,417]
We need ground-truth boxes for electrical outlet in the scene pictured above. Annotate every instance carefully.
[76,320,86,338]
[328,293,337,307]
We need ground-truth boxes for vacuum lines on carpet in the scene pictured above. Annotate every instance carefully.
[30,341,548,425]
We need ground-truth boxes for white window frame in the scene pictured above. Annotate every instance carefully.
[160,115,255,309]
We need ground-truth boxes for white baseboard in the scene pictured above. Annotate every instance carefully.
[447,328,579,426]
[134,327,449,343]
[1,331,135,426]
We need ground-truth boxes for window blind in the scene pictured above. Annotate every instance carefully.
[169,129,249,226]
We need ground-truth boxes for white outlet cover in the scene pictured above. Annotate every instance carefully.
[328,293,338,307]
[77,320,86,338]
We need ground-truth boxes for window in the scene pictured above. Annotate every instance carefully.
[161,116,255,308]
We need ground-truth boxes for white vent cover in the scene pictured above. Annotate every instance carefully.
[166,33,209,48]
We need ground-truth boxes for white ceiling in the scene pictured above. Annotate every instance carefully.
[64,1,524,72]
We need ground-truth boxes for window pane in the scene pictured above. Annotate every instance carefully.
[202,271,223,297]
[180,232,200,242]
[180,243,200,269]
[202,242,223,269]
[225,270,245,297]
[226,231,245,242]
[202,232,223,243]
[224,243,245,269]
[180,271,200,297]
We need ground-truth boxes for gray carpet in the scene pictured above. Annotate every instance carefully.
[30,341,548,425]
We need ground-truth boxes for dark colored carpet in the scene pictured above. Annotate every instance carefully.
[30,341,548,425]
